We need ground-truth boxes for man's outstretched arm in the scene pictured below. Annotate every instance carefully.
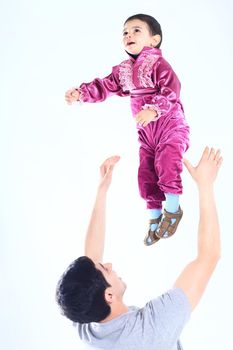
[84,156,120,263]
[174,147,223,311]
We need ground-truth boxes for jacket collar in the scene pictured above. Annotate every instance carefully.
[126,46,162,62]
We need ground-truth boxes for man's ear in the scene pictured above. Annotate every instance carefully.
[151,34,161,47]
[104,288,113,304]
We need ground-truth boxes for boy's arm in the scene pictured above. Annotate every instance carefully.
[148,58,181,118]
[84,156,120,263]
[174,147,223,310]
[78,72,127,103]
[65,68,129,105]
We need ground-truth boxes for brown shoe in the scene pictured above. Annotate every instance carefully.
[155,207,183,239]
[144,215,162,246]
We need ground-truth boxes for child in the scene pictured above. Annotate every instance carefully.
[65,14,190,246]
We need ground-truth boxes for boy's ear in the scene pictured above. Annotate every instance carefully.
[151,34,161,47]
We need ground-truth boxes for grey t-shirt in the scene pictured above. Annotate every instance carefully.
[74,288,191,350]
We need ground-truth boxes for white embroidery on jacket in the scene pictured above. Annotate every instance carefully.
[138,54,159,88]
[119,54,159,91]
[119,60,136,91]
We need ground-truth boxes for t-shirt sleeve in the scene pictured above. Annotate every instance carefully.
[143,288,191,348]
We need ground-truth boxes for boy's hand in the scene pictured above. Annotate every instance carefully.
[65,88,80,104]
[135,109,158,127]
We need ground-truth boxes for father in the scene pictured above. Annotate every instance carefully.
[56,147,222,349]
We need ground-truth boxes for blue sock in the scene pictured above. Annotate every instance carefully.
[149,209,162,231]
[165,193,179,213]
[163,193,180,237]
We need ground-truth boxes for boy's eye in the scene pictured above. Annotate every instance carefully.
[123,31,128,36]
[134,28,140,33]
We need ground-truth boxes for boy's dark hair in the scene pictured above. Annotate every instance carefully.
[56,256,111,323]
[124,14,162,48]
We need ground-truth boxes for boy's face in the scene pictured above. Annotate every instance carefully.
[123,19,158,55]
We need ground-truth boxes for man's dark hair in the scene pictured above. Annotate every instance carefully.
[56,256,111,323]
[124,14,162,48]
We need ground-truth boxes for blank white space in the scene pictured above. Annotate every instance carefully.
[1,0,233,349]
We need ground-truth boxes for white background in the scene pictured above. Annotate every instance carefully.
[1,0,233,349]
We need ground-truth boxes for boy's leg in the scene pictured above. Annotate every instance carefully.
[138,146,164,245]
[138,146,165,209]
[154,127,189,238]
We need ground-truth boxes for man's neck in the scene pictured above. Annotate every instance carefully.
[100,302,129,322]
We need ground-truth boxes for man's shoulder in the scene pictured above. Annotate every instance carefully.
[147,288,191,310]
[74,289,190,349]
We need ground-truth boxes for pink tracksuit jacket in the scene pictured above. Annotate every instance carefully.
[78,46,190,209]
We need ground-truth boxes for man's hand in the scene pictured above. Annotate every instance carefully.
[135,109,158,127]
[183,147,223,187]
[84,155,120,262]
[65,88,80,104]
[99,156,120,192]
[175,146,223,311]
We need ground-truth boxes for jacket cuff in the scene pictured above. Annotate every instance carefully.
[75,87,84,103]
[142,104,162,121]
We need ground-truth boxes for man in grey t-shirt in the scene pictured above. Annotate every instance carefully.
[56,147,222,349]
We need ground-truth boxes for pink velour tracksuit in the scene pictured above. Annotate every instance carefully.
[78,46,190,209]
